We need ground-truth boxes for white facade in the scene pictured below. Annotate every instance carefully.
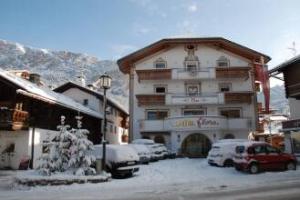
[130,43,258,156]
[58,87,128,145]
[288,98,300,119]
[0,128,57,169]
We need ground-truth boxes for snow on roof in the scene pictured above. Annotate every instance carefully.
[0,69,103,119]
[92,144,139,162]
[132,139,155,145]
[269,54,300,74]
[55,82,128,115]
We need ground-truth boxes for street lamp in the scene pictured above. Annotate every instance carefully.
[99,73,112,172]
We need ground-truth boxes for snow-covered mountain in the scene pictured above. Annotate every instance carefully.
[0,39,129,109]
[0,39,289,114]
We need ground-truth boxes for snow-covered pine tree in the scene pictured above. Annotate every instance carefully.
[69,115,96,176]
[37,116,75,175]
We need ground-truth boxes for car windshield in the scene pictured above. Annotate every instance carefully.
[236,146,245,154]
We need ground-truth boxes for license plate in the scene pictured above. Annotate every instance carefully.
[127,161,135,165]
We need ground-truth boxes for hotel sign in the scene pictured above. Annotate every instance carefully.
[167,116,225,131]
[171,96,219,105]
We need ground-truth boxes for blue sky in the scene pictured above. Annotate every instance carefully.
[0,0,300,70]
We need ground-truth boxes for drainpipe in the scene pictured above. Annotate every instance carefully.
[29,117,35,169]
[129,65,135,142]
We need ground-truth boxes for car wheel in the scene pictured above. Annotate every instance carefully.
[249,163,259,174]
[286,162,296,171]
[223,159,233,167]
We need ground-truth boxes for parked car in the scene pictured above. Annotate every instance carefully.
[90,144,140,178]
[207,139,249,167]
[233,141,297,174]
[151,143,168,160]
[128,144,151,164]
[132,139,160,161]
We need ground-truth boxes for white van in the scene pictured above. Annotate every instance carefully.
[207,139,249,167]
[91,144,140,178]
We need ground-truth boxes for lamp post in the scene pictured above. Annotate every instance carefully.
[99,73,112,172]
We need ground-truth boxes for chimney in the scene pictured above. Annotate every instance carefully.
[29,73,42,85]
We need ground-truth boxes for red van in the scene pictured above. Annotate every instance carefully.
[233,141,297,174]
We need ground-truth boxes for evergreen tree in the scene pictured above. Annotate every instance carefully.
[68,116,96,176]
[37,116,75,175]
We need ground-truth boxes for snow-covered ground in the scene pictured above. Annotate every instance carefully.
[1,158,300,199]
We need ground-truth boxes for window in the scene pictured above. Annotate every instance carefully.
[266,145,278,154]
[42,141,49,154]
[114,126,117,133]
[217,56,230,67]
[291,131,300,154]
[219,108,241,118]
[254,145,266,154]
[186,84,200,96]
[154,58,167,69]
[154,85,167,94]
[83,99,88,106]
[185,61,198,72]
[146,110,168,120]
[183,109,205,116]
[219,83,232,92]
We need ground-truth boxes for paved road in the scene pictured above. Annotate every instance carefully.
[126,181,300,200]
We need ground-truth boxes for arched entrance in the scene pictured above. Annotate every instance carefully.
[181,133,211,158]
[154,135,165,144]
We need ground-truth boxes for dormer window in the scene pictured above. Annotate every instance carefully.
[217,56,230,67]
[185,61,198,72]
[154,58,167,69]
[184,44,199,72]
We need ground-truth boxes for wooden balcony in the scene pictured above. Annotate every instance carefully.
[216,67,250,79]
[136,69,172,81]
[287,83,300,99]
[0,108,29,130]
[224,92,253,104]
[136,94,165,106]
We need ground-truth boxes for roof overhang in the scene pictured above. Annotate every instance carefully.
[117,37,271,74]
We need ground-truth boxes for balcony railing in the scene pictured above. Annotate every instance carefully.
[224,92,253,104]
[136,69,172,81]
[0,107,29,130]
[139,116,251,132]
[135,67,251,81]
[165,93,224,105]
[136,94,165,106]
[172,68,215,80]
[215,67,250,79]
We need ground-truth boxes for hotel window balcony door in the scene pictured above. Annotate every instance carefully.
[186,83,201,96]
[217,56,230,67]
[219,108,241,118]
[154,85,167,94]
[183,109,206,116]
[146,110,168,120]
[219,83,232,92]
[154,57,167,69]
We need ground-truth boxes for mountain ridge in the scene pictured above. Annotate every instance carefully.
[0,39,289,114]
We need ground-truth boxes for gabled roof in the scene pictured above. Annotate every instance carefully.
[117,37,271,74]
[269,54,300,74]
[0,69,103,119]
[54,82,128,115]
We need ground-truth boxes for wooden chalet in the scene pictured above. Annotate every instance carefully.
[0,70,103,169]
